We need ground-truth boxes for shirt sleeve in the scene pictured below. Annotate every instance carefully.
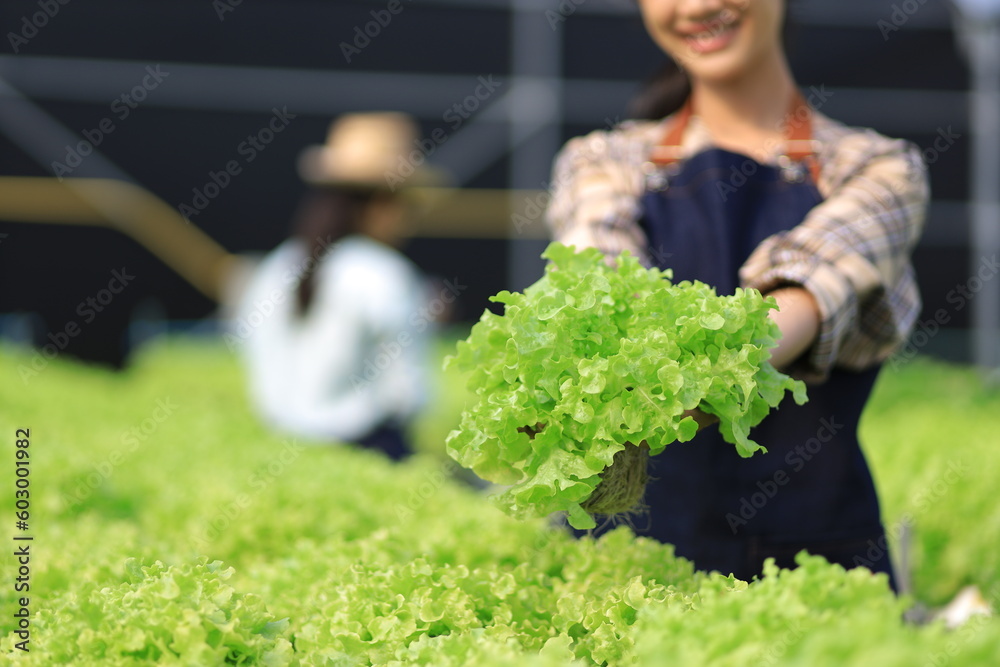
[739,131,929,379]
[545,127,651,263]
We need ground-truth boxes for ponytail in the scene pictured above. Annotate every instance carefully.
[290,187,373,315]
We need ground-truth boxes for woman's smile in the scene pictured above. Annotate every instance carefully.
[680,17,742,55]
[638,0,787,85]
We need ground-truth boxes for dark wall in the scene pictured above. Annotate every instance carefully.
[0,0,974,367]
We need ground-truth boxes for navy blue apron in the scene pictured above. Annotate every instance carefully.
[601,99,897,589]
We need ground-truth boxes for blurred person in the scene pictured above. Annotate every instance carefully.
[546,0,927,588]
[235,112,442,460]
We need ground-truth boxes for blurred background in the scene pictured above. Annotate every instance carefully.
[0,0,983,370]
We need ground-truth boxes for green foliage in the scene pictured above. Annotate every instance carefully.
[445,243,806,528]
[1,339,998,666]
[632,553,1000,667]
[861,359,1000,606]
[24,558,292,665]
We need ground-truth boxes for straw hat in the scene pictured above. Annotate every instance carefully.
[297,112,448,190]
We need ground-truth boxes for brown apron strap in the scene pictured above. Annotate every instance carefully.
[648,97,694,166]
[647,90,820,185]
[784,91,821,185]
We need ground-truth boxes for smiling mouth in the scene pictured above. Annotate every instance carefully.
[680,15,741,55]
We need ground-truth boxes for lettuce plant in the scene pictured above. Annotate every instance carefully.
[3,340,1000,666]
[446,243,807,529]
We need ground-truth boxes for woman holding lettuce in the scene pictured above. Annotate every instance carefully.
[545,0,927,588]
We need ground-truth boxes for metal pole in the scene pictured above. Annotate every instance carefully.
[965,19,1000,377]
[507,0,563,291]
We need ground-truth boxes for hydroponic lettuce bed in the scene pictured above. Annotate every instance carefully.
[1,339,999,666]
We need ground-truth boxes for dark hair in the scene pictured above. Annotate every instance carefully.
[627,58,691,121]
[627,4,798,121]
[290,187,377,314]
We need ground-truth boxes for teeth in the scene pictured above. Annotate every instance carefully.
[691,26,731,41]
[686,21,737,42]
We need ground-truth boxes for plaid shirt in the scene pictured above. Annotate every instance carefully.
[545,111,929,380]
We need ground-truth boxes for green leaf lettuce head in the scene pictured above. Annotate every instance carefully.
[445,242,807,529]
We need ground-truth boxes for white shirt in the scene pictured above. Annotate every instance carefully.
[234,235,431,442]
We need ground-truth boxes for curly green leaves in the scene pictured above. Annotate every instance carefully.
[446,243,807,528]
